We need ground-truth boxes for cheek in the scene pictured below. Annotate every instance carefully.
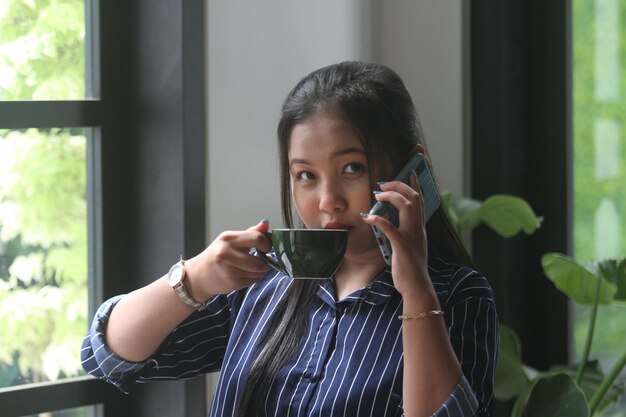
[291,188,316,223]
[354,180,375,210]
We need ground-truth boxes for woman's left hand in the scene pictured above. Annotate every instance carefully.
[361,173,436,304]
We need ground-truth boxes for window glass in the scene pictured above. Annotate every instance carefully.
[0,128,87,387]
[573,0,626,415]
[0,0,85,100]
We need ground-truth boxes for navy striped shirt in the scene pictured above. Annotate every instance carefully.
[81,255,497,416]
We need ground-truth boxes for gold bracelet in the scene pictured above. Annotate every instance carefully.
[398,310,444,320]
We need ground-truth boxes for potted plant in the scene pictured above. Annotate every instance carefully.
[497,254,626,417]
[443,193,626,417]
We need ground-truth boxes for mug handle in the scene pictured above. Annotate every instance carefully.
[255,232,287,275]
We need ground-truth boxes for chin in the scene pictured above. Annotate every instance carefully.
[345,230,379,257]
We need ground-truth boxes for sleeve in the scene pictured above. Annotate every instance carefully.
[443,269,499,417]
[396,376,479,417]
[432,376,480,416]
[81,292,236,393]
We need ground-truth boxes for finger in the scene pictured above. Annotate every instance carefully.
[381,174,425,227]
[223,263,270,281]
[361,212,403,244]
[408,169,421,192]
[223,249,272,275]
[246,218,272,251]
[373,190,422,232]
[218,264,264,285]
[409,170,427,225]
[247,218,270,233]
[378,180,417,198]
[248,230,273,253]
[211,235,271,273]
[219,229,272,253]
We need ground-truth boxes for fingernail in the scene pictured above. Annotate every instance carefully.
[260,217,270,223]
[360,212,370,218]
[372,191,383,195]
[377,181,387,186]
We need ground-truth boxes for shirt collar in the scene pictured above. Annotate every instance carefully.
[315,266,396,308]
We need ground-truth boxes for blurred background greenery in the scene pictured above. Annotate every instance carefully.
[0,2,88,416]
[573,0,626,415]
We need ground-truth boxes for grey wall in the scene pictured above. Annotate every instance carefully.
[373,1,467,198]
[206,0,467,239]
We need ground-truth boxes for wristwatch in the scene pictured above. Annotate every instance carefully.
[167,259,206,311]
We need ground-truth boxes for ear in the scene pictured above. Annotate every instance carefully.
[409,143,427,157]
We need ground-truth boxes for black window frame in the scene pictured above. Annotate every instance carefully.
[470,0,571,415]
[0,1,207,416]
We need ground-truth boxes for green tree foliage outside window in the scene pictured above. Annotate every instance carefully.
[0,0,87,388]
[0,0,85,100]
[573,0,626,415]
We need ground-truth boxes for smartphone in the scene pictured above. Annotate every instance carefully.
[368,153,440,265]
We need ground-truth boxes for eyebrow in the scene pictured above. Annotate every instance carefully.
[289,147,366,167]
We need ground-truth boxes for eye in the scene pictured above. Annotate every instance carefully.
[343,162,366,174]
[295,171,316,181]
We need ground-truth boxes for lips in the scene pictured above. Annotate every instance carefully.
[324,222,351,230]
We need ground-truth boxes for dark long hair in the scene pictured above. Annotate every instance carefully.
[237,61,472,416]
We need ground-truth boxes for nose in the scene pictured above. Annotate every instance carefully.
[318,180,347,213]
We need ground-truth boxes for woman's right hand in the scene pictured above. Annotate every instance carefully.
[183,219,273,300]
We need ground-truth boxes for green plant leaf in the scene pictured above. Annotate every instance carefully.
[440,191,482,235]
[495,325,532,400]
[524,373,589,417]
[584,258,626,303]
[511,384,533,417]
[451,194,483,233]
[440,191,452,209]
[549,361,625,413]
[542,253,617,305]
[440,193,541,238]
[476,195,541,238]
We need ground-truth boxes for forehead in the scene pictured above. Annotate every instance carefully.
[288,109,364,158]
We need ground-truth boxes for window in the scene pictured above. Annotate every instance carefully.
[1,1,208,416]
[572,0,626,415]
[0,1,105,415]
[0,128,88,387]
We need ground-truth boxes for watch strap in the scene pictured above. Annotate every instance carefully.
[170,260,206,311]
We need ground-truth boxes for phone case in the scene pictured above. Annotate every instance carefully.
[368,153,440,266]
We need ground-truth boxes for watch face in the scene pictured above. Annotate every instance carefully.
[168,263,184,286]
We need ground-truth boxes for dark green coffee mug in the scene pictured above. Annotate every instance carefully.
[257,229,348,279]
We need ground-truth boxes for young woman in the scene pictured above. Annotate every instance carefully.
[82,61,498,417]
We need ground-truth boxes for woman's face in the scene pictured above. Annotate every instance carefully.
[288,109,388,258]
